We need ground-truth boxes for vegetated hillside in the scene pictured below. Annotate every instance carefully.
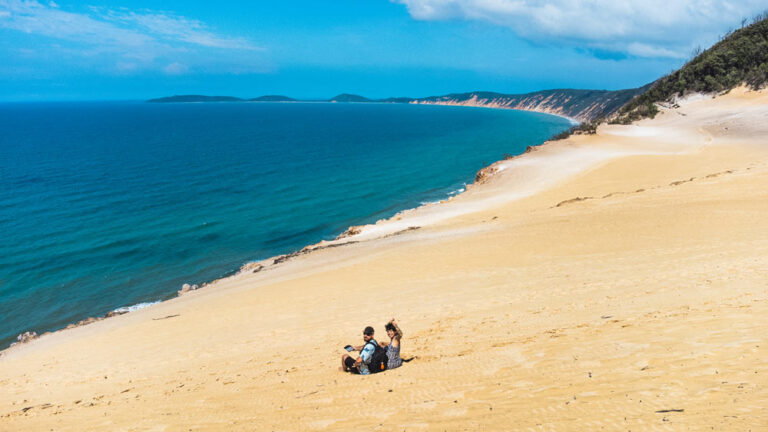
[147,95,244,103]
[329,94,371,102]
[615,14,768,124]
[409,87,648,122]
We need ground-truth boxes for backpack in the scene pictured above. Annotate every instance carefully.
[365,340,388,373]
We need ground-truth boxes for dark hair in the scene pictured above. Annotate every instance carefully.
[385,323,396,332]
[363,326,375,335]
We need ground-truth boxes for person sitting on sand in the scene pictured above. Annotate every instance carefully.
[341,326,377,375]
[379,318,403,369]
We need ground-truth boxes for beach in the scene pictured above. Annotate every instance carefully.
[1,87,767,431]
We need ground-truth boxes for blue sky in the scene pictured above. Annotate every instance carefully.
[1,0,766,101]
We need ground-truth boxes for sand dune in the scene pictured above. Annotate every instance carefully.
[1,88,767,431]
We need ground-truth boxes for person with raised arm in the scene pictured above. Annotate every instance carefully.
[380,318,403,370]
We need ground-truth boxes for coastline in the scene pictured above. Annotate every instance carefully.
[409,99,583,125]
[0,89,747,347]
[2,87,767,430]
[1,103,574,351]
[253,99,583,125]
[0,92,733,350]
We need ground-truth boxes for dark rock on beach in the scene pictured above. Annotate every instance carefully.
[12,331,38,346]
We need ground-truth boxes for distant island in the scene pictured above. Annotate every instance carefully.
[329,93,371,103]
[146,87,650,122]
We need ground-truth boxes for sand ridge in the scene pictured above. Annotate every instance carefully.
[1,88,767,431]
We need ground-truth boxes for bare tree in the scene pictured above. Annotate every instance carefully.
[690,45,702,61]
[752,10,768,24]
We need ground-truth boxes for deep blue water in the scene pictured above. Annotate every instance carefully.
[0,101,570,348]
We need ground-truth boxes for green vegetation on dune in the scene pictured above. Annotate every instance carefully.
[615,14,768,124]
[550,119,602,141]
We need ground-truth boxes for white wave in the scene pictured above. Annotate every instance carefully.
[112,301,161,314]
[420,185,467,205]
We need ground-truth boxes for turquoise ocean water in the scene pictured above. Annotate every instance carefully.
[0,101,571,348]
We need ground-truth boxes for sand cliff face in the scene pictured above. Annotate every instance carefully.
[410,87,648,122]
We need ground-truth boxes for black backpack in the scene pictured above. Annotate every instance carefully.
[365,340,388,373]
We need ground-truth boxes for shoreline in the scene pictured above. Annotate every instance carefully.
[1,87,767,430]
[408,99,582,125]
[0,91,748,347]
[0,93,716,353]
[1,104,574,352]
[245,100,584,125]
[0,88,706,353]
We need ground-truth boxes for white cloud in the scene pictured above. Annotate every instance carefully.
[163,62,188,75]
[394,0,768,58]
[0,0,260,72]
[97,8,257,50]
[627,43,684,59]
[0,1,154,48]
[115,61,138,72]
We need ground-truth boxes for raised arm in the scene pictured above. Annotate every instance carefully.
[390,318,404,339]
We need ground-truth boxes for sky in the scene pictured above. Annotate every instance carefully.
[1,0,767,101]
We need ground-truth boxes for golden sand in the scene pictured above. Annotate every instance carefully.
[1,88,767,431]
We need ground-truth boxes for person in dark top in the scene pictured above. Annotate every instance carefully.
[341,326,377,374]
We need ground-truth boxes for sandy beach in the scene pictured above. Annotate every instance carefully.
[1,88,767,431]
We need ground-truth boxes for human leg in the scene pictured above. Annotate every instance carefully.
[342,355,359,373]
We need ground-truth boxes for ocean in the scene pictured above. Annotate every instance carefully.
[0,101,571,348]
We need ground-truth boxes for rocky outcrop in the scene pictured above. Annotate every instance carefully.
[12,331,38,346]
[474,165,499,184]
[239,262,264,273]
[336,225,363,239]
[177,283,200,296]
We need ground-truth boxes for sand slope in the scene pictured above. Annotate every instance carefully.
[1,88,767,431]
